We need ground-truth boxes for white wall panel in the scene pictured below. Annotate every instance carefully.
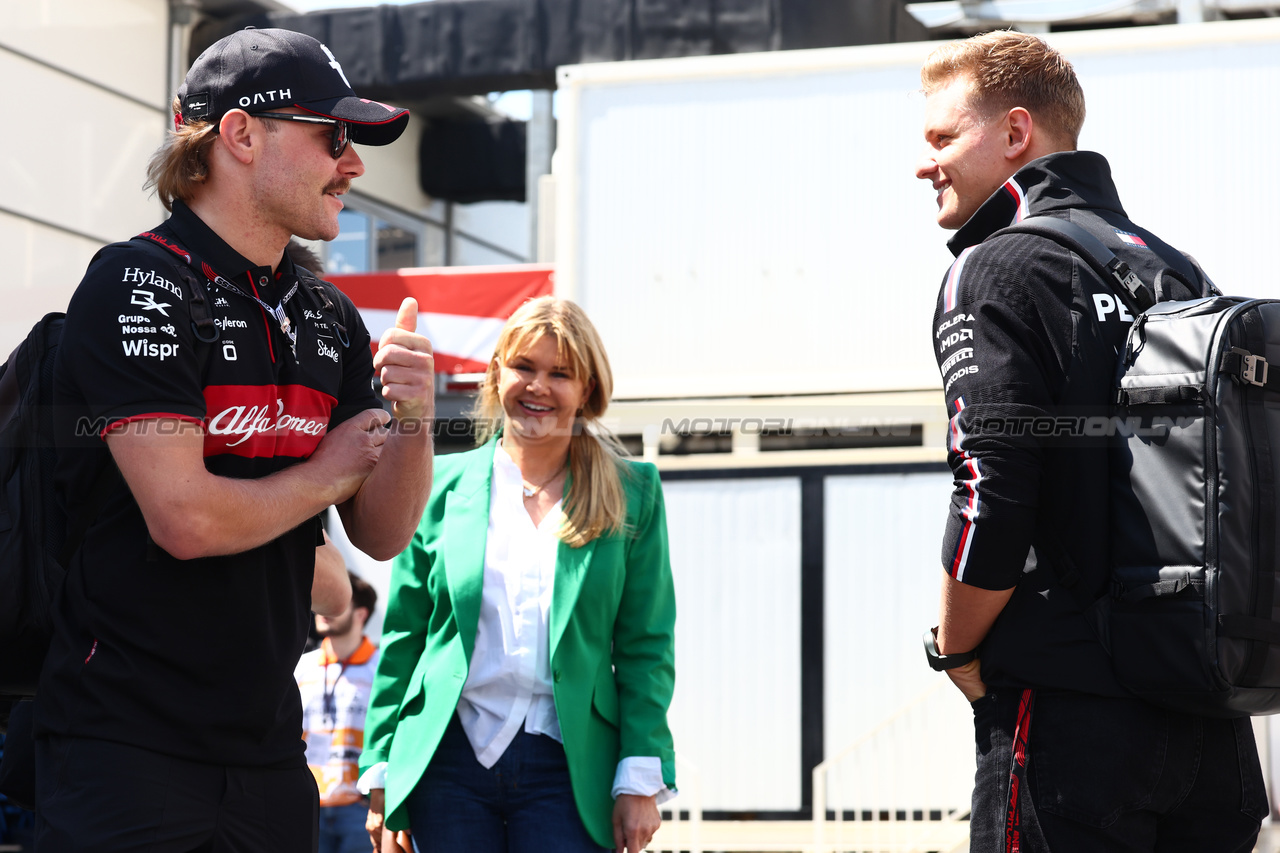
[1,51,164,242]
[0,0,168,107]
[0,212,102,354]
[663,477,802,811]
[824,471,973,811]
[1,50,165,352]
[560,47,951,399]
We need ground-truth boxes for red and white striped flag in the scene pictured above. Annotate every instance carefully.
[329,264,555,374]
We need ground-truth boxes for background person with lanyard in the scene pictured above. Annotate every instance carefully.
[297,570,381,853]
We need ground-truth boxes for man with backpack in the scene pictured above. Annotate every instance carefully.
[35,28,435,852]
[916,31,1265,851]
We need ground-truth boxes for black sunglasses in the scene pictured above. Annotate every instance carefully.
[255,112,351,159]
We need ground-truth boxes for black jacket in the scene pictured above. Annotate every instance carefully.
[933,150,1206,696]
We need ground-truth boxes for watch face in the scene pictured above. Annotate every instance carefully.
[924,628,946,671]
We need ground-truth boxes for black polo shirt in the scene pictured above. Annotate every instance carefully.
[43,201,378,767]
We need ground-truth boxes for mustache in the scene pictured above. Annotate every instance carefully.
[323,179,350,195]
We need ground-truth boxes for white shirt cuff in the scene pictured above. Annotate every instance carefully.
[357,761,388,795]
[612,756,676,805]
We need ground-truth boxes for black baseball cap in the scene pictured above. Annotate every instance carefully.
[176,27,409,146]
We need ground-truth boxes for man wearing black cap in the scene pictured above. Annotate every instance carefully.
[37,28,434,852]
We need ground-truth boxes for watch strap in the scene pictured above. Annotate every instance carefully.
[923,626,980,672]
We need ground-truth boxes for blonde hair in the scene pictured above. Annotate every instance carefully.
[145,97,278,210]
[921,30,1085,149]
[474,297,629,547]
[145,97,217,211]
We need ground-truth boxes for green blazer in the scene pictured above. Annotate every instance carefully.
[360,439,677,847]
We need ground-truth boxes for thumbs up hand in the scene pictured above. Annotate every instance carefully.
[374,297,435,425]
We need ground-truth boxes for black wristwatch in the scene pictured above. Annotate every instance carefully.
[923,627,980,672]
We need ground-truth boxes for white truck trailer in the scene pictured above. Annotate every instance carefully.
[555,16,1280,404]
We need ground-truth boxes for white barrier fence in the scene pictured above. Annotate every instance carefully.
[651,681,973,853]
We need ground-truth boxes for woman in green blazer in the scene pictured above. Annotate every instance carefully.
[361,297,676,853]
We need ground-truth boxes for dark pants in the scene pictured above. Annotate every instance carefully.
[35,735,319,853]
[970,690,1265,853]
[318,800,370,853]
[405,715,608,853]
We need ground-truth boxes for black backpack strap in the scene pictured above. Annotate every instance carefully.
[186,277,219,344]
[296,266,351,349]
[990,216,1156,317]
[1151,268,1202,304]
[126,235,220,345]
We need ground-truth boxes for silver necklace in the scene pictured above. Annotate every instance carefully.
[522,464,566,499]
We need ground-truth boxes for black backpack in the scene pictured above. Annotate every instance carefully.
[0,238,209,702]
[996,217,1280,717]
[0,313,83,701]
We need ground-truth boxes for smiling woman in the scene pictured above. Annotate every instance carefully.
[360,296,677,853]
[477,297,621,543]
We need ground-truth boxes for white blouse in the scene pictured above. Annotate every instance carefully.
[457,443,564,765]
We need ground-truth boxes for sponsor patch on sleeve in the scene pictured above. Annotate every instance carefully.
[936,311,979,392]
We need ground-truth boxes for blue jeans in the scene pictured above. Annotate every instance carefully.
[969,690,1265,853]
[405,716,608,853]
[319,800,370,853]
